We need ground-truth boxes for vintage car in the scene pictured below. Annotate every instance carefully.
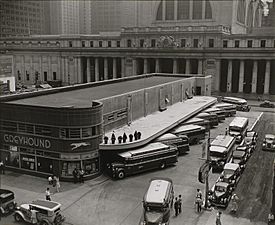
[208,181,233,208]
[232,151,248,171]
[245,130,258,145]
[262,134,275,151]
[0,189,17,216]
[219,163,241,185]
[260,100,275,108]
[14,199,65,225]
[236,145,253,157]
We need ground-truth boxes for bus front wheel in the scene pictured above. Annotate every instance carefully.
[117,170,125,179]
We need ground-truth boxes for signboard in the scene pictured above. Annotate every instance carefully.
[0,56,13,78]
[198,161,210,184]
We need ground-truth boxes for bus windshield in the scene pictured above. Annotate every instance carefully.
[210,151,226,158]
[145,204,166,212]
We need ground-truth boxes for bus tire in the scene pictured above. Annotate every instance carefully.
[160,162,166,169]
[117,170,125,179]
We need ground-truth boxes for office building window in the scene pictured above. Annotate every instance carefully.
[53,72,57,80]
[181,39,186,47]
[90,41,93,47]
[151,39,156,47]
[140,39,144,47]
[235,40,240,48]
[247,40,253,48]
[193,39,198,48]
[69,41,73,47]
[127,39,132,47]
[208,39,214,48]
[223,40,228,48]
[99,41,102,47]
[108,41,111,47]
[117,41,120,47]
[81,41,85,47]
[260,40,266,48]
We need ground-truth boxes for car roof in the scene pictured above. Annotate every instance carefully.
[265,134,275,139]
[30,200,61,211]
[233,150,246,157]
[224,163,239,170]
[216,182,229,188]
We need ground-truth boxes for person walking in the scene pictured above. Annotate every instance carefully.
[216,211,222,225]
[195,189,203,212]
[55,176,61,193]
[111,131,116,144]
[45,187,51,201]
[174,197,179,216]
[79,169,84,183]
[231,194,239,213]
[178,195,182,214]
[73,168,78,184]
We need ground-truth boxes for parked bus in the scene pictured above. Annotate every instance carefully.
[141,178,174,225]
[209,135,236,172]
[171,124,206,145]
[196,112,219,128]
[106,142,177,179]
[154,133,189,155]
[214,103,236,117]
[229,117,249,143]
[203,107,226,122]
[222,97,251,112]
[181,117,210,128]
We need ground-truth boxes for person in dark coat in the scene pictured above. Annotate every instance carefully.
[178,195,182,214]
[73,168,78,184]
[129,134,133,142]
[174,197,179,216]
[79,169,85,183]
[104,136,109,144]
[122,132,127,143]
[134,131,138,141]
[118,136,123,144]
[111,132,116,144]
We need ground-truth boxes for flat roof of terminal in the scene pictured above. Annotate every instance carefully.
[7,76,183,108]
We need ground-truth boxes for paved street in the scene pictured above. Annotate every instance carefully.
[2,108,272,225]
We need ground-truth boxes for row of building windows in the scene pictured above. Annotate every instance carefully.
[2,39,275,48]
[0,120,102,140]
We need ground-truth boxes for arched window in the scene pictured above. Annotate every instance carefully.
[165,0,174,20]
[237,0,246,24]
[178,0,190,20]
[205,0,212,19]
[156,0,163,20]
[193,0,203,19]
[247,1,254,27]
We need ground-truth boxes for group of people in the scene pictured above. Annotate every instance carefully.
[73,168,85,184]
[174,194,182,216]
[104,131,142,144]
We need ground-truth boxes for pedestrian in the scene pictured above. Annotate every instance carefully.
[55,176,61,193]
[111,131,116,144]
[178,195,182,214]
[195,189,203,212]
[52,175,57,187]
[231,194,239,213]
[122,132,127,143]
[79,169,84,183]
[174,197,179,216]
[0,161,4,174]
[134,131,138,141]
[118,136,123,144]
[216,211,222,225]
[129,133,133,142]
[45,187,51,201]
[137,131,141,140]
[225,128,228,135]
[73,168,78,184]
[48,175,53,185]
[104,136,109,144]
[30,206,37,224]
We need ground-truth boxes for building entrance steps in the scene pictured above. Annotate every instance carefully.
[100,96,217,150]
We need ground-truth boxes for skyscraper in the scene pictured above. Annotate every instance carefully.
[0,0,49,37]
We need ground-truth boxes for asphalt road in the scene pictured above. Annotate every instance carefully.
[1,109,271,225]
[226,111,275,223]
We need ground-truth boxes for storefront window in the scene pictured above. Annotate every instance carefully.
[37,157,53,174]
[83,158,99,175]
[61,161,81,177]
[21,154,35,170]
[1,150,20,168]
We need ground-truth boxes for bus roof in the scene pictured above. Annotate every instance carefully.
[204,108,224,113]
[155,133,179,141]
[172,124,204,133]
[222,97,247,104]
[211,135,235,148]
[210,146,227,153]
[196,112,215,118]
[229,117,248,127]
[182,117,204,124]
[118,142,170,158]
[144,179,171,204]
[215,103,235,108]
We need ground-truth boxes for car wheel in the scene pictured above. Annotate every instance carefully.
[7,203,15,212]
[40,220,50,225]
[117,170,125,179]
[160,162,166,169]
[14,213,23,222]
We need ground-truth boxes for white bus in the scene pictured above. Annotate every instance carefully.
[171,124,206,145]
[181,117,210,128]
[214,103,236,117]
[203,107,226,122]
[222,97,251,112]
[209,135,236,172]
[141,178,174,225]
[229,117,249,143]
[106,142,178,179]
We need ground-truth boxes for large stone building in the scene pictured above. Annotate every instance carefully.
[0,0,274,97]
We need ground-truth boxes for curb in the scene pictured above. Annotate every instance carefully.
[250,112,263,130]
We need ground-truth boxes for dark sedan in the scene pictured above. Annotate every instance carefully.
[259,100,275,108]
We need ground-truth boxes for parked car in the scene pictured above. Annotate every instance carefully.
[232,151,248,171]
[259,100,275,108]
[14,199,65,225]
[0,189,17,216]
[208,182,233,208]
[262,134,275,151]
[236,145,253,157]
[219,163,241,185]
[245,130,258,145]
